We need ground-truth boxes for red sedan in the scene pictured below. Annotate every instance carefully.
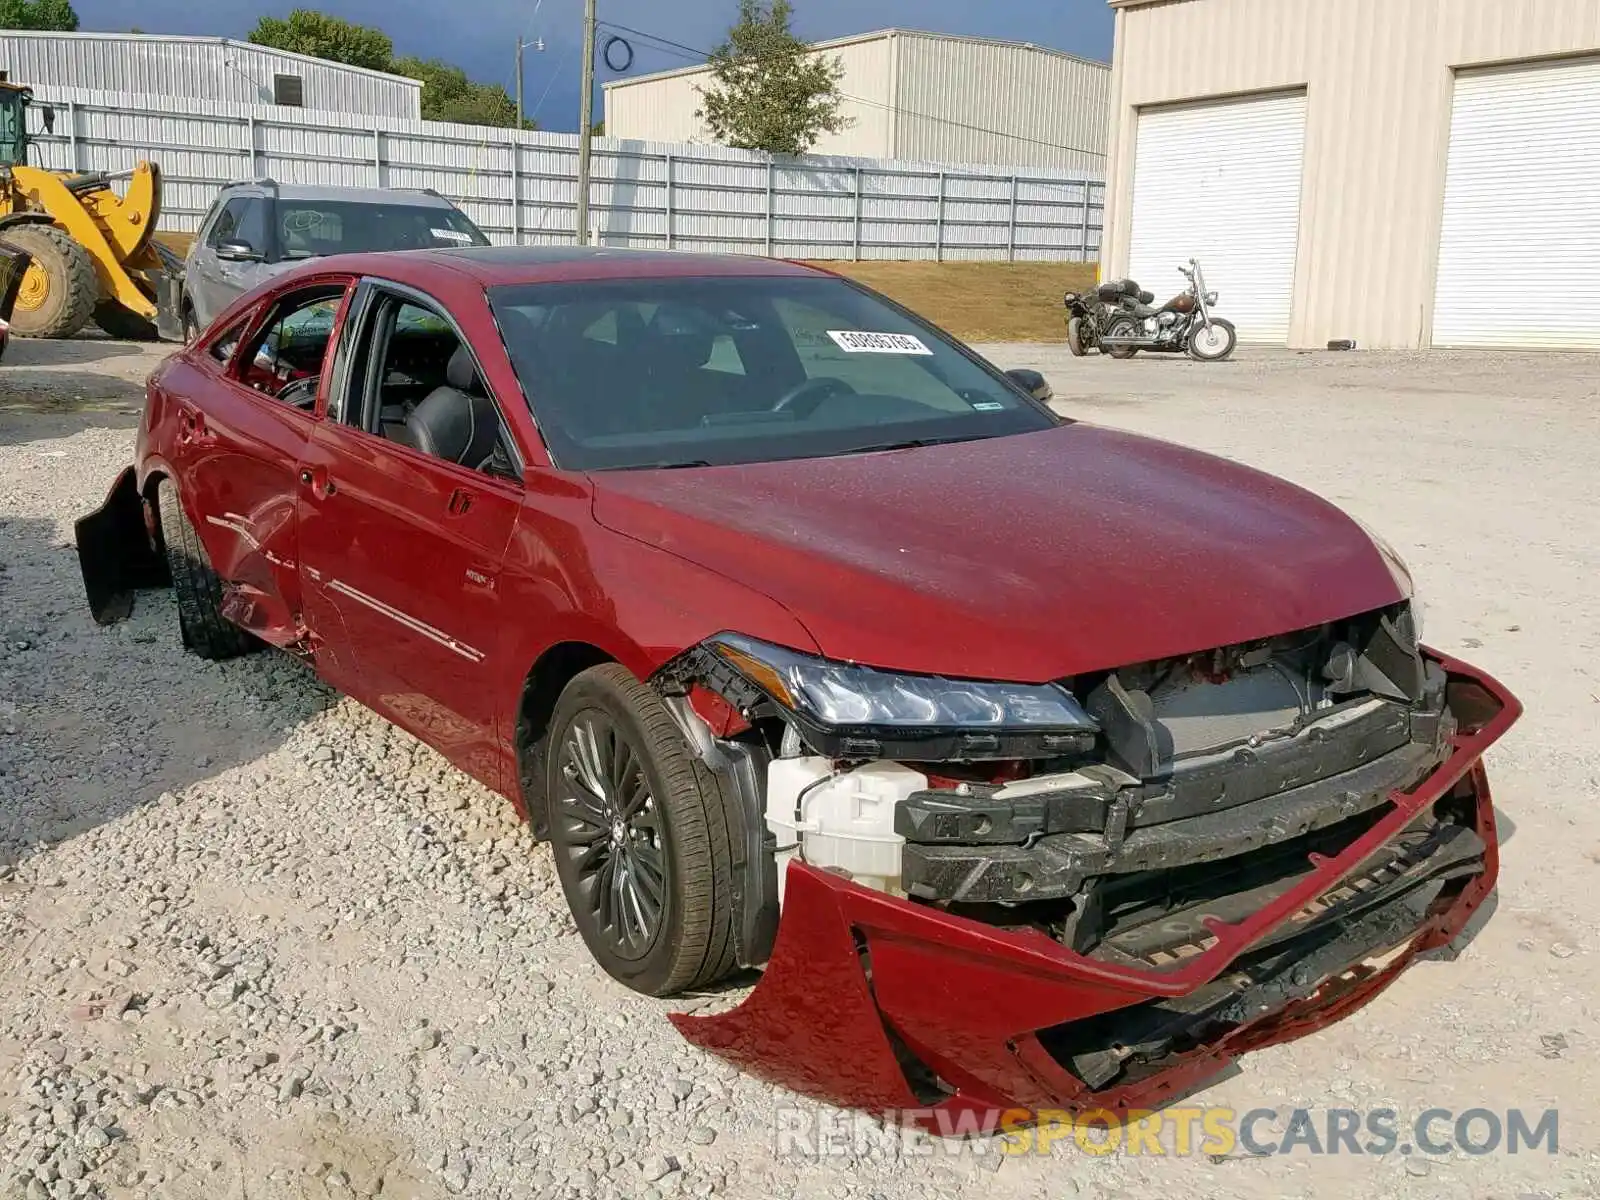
[75,246,1519,1129]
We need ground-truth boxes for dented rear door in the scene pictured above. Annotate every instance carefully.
[173,277,356,648]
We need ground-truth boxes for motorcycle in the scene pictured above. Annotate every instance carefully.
[1062,278,1145,356]
[1098,259,1238,362]
[1062,286,1112,356]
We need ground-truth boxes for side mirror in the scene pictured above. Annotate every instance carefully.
[38,105,55,134]
[1006,368,1052,404]
[215,239,263,262]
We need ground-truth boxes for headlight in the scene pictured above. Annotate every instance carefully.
[705,634,1098,759]
[1204,290,1219,304]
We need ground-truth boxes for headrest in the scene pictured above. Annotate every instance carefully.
[405,385,500,468]
[446,344,479,392]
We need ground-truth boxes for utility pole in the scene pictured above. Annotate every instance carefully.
[575,0,597,245]
[515,38,525,128]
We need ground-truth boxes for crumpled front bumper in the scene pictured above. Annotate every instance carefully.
[671,651,1520,1128]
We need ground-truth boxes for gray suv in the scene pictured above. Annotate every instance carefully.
[180,180,491,338]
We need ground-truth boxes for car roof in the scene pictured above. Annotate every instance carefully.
[368,245,830,287]
[222,181,456,207]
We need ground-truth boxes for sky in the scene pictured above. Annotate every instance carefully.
[72,0,1114,131]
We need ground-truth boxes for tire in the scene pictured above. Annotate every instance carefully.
[181,301,201,345]
[156,481,257,661]
[1103,315,1141,359]
[545,664,738,997]
[1188,318,1238,362]
[1066,316,1086,357]
[93,299,161,342]
[0,225,97,339]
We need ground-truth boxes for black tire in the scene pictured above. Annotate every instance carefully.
[1066,316,1086,357]
[93,299,161,341]
[0,225,97,339]
[1104,315,1141,359]
[156,481,257,661]
[181,300,201,345]
[545,664,737,997]
[1187,318,1238,362]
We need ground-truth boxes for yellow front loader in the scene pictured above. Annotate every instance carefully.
[0,81,175,340]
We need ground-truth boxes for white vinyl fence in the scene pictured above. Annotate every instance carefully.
[30,87,1103,263]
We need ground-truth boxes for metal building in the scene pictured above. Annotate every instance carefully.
[604,29,1110,173]
[1100,0,1600,349]
[0,31,422,120]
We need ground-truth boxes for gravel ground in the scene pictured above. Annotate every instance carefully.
[2,336,1598,1199]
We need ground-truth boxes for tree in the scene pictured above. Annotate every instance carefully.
[695,0,846,156]
[248,9,393,73]
[0,0,79,32]
[392,57,533,130]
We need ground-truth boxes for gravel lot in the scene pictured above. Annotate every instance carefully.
[2,335,1598,1199]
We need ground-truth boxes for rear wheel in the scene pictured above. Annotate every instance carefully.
[1066,316,1086,357]
[93,299,161,342]
[181,300,201,345]
[156,482,257,661]
[545,664,738,997]
[1187,319,1238,362]
[1103,315,1141,359]
[0,225,97,339]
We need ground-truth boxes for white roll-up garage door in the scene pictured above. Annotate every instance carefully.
[1433,59,1600,349]
[1128,92,1306,344]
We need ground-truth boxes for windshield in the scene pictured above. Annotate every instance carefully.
[0,92,25,168]
[274,201,489,258]
[489,276,1057,470]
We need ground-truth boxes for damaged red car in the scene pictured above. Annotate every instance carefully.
[75,246,1520,1129]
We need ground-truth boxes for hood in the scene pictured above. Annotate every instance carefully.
[590,424,1406,682]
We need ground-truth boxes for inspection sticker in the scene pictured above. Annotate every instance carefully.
[827,330,934,355]
[430,228,476,243]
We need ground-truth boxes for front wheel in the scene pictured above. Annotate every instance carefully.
[0,225,97,339]
[1103,316,1141,359]
[1187,318,1238,362]
[1066,316,1086,357]
[545,665,738,997]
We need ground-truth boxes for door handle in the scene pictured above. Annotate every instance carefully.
[299,467,336,497]
[447,488,474,516]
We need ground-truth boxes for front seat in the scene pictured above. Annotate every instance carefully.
[401,346,501,470]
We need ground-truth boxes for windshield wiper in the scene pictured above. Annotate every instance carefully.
[630,459,714,470]
[840,436,976,456]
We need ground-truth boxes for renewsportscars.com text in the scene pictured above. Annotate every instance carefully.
[773,1106,1559,1160]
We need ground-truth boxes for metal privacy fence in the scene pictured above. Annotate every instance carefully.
[30,87,1104,262]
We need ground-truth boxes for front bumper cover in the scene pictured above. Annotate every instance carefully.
[671,651,1519,1129]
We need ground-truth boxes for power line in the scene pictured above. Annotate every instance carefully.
[596,21,1107,160]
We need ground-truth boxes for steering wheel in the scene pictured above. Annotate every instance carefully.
[770,376,856,419]
[276,375,319,410]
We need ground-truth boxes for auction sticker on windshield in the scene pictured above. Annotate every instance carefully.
[827,330,934,354]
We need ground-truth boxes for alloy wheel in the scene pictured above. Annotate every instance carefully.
[552,712,668,961]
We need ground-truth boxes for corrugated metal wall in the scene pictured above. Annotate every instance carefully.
[603,37,895,157]
[0,32,421,119]
[893,34,1110,173]
[605,32,1110,170]
[29,87,1103,263]
[1102,0,1600,349]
